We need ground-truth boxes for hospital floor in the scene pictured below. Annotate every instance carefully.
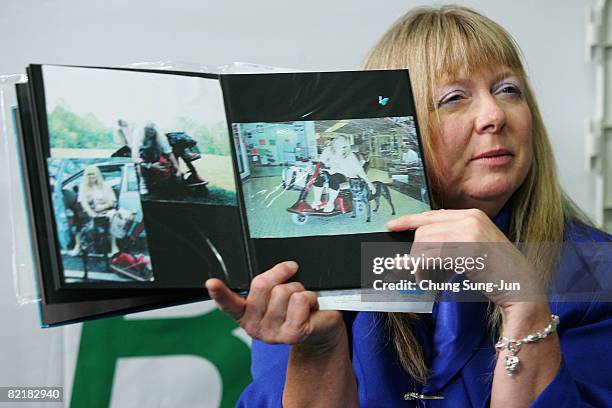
[242,168,429,238]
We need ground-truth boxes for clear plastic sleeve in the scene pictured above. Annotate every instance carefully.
[1,73,39,304]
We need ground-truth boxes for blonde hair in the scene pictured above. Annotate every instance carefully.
[81,165,104,192]
[322,133,350,157]
[331,135,350,157]
[362,5,588,383]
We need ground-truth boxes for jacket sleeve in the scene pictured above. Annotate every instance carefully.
[237,311,357,407]
[236,340,290,408]
[531,301,612,407]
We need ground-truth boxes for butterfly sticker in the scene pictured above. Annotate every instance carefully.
[378,95,390,106]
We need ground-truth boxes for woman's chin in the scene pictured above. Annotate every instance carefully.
[465,179,516,202]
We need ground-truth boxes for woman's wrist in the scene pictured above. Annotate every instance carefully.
[500,302,552,336]
[285,322,357,408]
[292,313,347,358]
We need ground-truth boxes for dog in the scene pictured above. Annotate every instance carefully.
[348,178,396,222]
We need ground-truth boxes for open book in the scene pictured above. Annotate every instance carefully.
[15,65,432,326]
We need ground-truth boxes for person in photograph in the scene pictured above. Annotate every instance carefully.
[207,5,612,407]
[110,119,135,158]
[116,119,131,146]
[135,122,182,179]
[311,136,374,212]
[68,165,119,256]
[402,143,419,165]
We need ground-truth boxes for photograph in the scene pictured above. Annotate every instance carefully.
[42,65,237,206]
[232,117,431,238]
[48,157,154,283]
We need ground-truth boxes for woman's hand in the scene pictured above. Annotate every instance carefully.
[94,201,110,212]
[387,209,545,308]
[208,262,357,407]
[389,209,560,408]
[206,261,345,348]
[387,208,507,243]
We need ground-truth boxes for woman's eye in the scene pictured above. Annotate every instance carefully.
[496,84,522,97]
[438,93,464,107]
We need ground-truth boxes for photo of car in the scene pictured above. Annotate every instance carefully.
[48,158,153,283]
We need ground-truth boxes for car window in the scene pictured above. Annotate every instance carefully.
[99,166,123,183]
[126,164,139,192]
[63,161,80,176]
[64,174,82,192]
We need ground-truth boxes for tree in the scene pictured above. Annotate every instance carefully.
[48,101,115,149]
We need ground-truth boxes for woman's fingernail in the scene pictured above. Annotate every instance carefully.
[284,261,299,271]
[387,220,398,229]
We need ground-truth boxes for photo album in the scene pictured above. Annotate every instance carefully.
[14,65,432,326]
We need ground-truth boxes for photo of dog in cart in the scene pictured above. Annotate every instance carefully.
[233,117,431,238]
[48,158,154,283]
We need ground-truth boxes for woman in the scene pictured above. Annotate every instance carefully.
[206,6,612,407]
[136,122,183,185]
[69,165,119,256]
[311,135,374,212]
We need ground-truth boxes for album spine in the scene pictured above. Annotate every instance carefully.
[218,74,258,288]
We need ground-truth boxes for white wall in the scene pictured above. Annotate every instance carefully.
[0,0,599,400]
[0,0,598,217]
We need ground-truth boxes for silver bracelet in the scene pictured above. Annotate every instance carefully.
[495,314,560,376]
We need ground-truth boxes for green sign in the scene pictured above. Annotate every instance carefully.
[71,310,251,407]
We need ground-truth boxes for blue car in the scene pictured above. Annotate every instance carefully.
[50,159,143,251]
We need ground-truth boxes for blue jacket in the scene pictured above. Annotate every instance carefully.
[238,211,612,407]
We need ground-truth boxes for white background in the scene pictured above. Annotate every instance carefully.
[0,0,599,402]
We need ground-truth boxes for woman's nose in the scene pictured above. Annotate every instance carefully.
[474,94,506,134]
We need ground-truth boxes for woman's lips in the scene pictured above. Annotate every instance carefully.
[469,149,513,165]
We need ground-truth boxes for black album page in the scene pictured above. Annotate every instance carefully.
[21,64,252,302]
[221,70,432,289]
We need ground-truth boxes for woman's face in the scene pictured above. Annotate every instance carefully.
[429,65,533,216]
[86,172,98,185]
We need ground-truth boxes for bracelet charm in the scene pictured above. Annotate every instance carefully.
[495,314,560,376]
[504,354,520,374]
